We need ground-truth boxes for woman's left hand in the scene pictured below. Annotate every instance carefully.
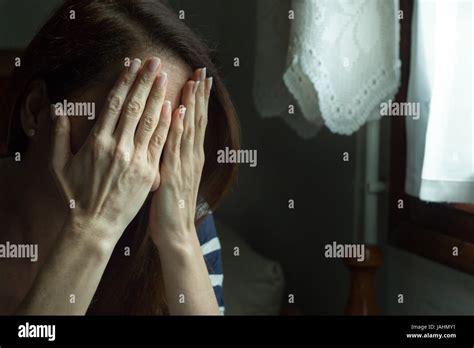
[147,68,219,315]
[148,68,212,248]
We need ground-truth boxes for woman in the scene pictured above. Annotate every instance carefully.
[0,0,239,315]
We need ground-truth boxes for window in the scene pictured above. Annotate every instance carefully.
[388,0,474,274]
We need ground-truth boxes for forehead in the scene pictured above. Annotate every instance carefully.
[159,56,193,109]
[75,54,192,111]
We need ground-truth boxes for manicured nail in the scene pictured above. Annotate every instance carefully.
[146,57,161,72]
[158,71,168,87]
[179,105,186,119]
[130,58,141,74]
[193,81,200,94]
[164,100,171,113]
[207,77,213,91]
[200,67,206,81]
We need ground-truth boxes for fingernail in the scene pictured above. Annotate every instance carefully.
[130,58,141,74]
[207,77,213,91]
[179,105,186,119]
[193,81,200,94]
[164,100,171,112]
[200,67,206,81]
[158,71,168,87]
[146,57,161,72]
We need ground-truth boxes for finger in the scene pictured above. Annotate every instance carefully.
[163,105,185,168]
[135,71,168,152]
[194,75,211,150]
[149,100,172,168]
[114,56,161,145]
[181,80,197,160]
[50,108,72,172]
[204,77,213,111]
[191,67,203,81]
[92,58,142,136]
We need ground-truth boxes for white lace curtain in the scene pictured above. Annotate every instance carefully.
[253,0,401,138]
[405,0,473,204]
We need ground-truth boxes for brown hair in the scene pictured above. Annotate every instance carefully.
[1,0,240,314]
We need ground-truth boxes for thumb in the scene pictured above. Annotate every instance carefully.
[150,171,161,192]
[50,108,72,172]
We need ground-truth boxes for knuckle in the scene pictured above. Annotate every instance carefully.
[140,74,151,85]
[114,146,130,164]
[142,113,156,132]
[184,126,194,141]
[142,167,155,181]
[152,133,165,148]
[126,98,143,117]
[131,161,153,180]
[91,134,108,152]
[107,94,123,113]
[122,74,134,86]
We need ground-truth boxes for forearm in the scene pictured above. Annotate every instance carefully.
[157,226,219,315]
[16,219,116,315]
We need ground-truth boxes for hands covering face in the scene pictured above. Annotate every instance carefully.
[49,57,212,245]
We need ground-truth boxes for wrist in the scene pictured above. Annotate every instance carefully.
[63,215,119,257]
[153,224,200,253]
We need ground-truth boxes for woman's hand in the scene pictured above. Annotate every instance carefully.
[148,68,212,248]
[50,56,171,246]
[146,68,218,315]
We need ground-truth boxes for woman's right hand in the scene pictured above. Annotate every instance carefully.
[49,56,171,246]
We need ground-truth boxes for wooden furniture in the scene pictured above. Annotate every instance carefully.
[344,245,382,315]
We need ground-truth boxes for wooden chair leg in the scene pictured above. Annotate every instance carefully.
[344,245,383,315]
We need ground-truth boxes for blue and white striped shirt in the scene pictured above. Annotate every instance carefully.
[196,213,225,315]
